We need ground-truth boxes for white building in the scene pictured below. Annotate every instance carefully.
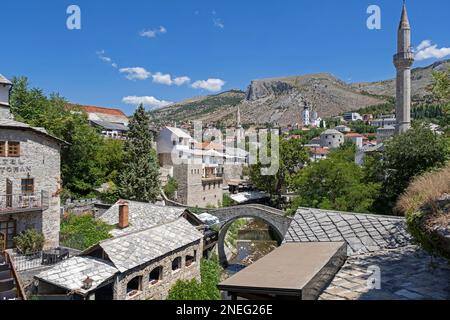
[343,112,363,122]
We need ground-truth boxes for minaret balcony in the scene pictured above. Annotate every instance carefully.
[393,52,414,68]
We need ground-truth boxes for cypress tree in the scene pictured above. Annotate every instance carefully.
[119,104,161,202]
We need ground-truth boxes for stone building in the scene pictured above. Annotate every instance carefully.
[35,201,205,300]
[174,163,223,208]
[0,74,65,250]
[320,129,344,149]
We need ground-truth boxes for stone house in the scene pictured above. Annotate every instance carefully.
[34,201,205,300]
[0,74,65,250]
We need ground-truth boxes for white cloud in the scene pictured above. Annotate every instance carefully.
[122,96,173,109]
[96,50,117,68]
[119,67,151,81]
[192,78,225,92]
[152,72,173,85]
[173,76,191,86]
[414,40,450,61]
[213,18,225,29]
[140,26,167,38]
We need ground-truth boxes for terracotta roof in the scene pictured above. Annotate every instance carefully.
[345,133,368,139]
[309,147,330,155]
[67,104,127,118]
[195,141,225,150]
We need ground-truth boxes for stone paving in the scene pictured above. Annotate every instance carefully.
[319,246,450,300]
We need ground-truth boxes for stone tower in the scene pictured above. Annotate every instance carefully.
[303,105,311,127]
[393,2,414,134]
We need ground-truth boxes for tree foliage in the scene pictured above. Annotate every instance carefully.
[249,137,309,206]
[60,214,114,251]
[9,77,124,199]
[119,105,161,202]
[290,145,380,214]
[167,257,222,300]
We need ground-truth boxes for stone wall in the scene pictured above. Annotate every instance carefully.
[112,240,203,300]
[0,128,62,249]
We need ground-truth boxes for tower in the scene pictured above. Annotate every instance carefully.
[393,2,414,134]
[236,105,242,129]
[0,74,13,119]
[303,104,311,127]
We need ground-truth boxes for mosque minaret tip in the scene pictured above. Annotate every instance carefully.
[393,1,414,134]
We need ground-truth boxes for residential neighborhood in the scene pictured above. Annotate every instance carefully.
[1,1,450,308]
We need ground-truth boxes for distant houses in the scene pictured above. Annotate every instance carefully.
[66,105,129,140]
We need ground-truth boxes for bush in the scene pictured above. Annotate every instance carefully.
[164,177,179,201]
[60,214,114,250]
[168,257,222,300]
[14,229,45,255]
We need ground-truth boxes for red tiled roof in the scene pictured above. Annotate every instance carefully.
[66,104,128,117]
[345,133,368,140]
[195,141,225,150]
[309,147,330,155]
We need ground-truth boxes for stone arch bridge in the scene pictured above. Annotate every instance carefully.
[208,204,293,267]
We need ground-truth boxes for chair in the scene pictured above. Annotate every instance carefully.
[0,278,15,292]
[0,289,17,300]
[0,264,10,272]
[0,270,12,281]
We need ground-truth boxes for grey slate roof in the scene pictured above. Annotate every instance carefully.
[285,208,412,255]
[0,74,12,85]
[0,119,68,144]
[320,245,450,300]
[97,218,203,273]
[35,256,118,295]
[90,120,129,131]
[99,200,186,236]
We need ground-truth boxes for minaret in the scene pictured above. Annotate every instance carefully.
[303,105,311,127]
[0,74,13,120]
[393,1,414,134]
[236,105,242,129]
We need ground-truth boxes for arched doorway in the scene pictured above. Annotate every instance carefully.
[218,216,284,268]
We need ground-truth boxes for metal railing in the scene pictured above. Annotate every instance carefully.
[0,191,49,214]
[7,247,73,272]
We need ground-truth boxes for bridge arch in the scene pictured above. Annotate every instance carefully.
[209,205,292,267]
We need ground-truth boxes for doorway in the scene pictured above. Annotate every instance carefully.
[6,179,12,208]
[0,220,16,249]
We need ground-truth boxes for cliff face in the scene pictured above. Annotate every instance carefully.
[150,60,448,127]
[352,59,450,99]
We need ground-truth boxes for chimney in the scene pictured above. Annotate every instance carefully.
[118,200,129,229]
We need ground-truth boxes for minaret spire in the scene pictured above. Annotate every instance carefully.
[236,106,242,129]
[393,1,414,134]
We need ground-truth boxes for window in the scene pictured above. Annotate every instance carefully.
[0,220,16,250]
[173,140,177,146]
[8,142,20,157]
[21,179,34,195]
[0,142,5,157]
[172,257,182,271]
[126,276,142,299]
[185,252,197,267]
[149,266,163,285]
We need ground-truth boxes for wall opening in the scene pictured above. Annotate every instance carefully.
[172,257,182,271]
[149,266,163,285]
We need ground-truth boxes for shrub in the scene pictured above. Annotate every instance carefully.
[167,257,222,300]
[60,214,114,250]
[164,177,179,201]
[14,229,45,255]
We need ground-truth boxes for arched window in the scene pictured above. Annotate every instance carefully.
[172,257,182,271]
[126,276,142,299]
[149,266,163,285]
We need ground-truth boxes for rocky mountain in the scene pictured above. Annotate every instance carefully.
[351,59,450,100]
[151,60,448,127]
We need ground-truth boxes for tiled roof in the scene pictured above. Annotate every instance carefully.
[166,127,193,139]
[309,147,330,155]
[98,200,186,236]
[97,218,203,273]
[320,246,450,300]
[68,105,127,117]
[0,74,12,85]
[90,120,129,131]
[35,256,118,295]
[0,119,68,144]
[284,208,412,255]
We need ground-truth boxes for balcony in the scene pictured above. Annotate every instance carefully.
[0,191,49,215]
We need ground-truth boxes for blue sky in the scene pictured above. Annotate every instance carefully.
[1,0,449,115]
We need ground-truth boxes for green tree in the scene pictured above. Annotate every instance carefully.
[168,258,222,300]
[164,177,179,200]
[290,148,380,215]
[249,137,309,207]
[432,68,450,102]
[371,125,449,213]
[119,105,161,202]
